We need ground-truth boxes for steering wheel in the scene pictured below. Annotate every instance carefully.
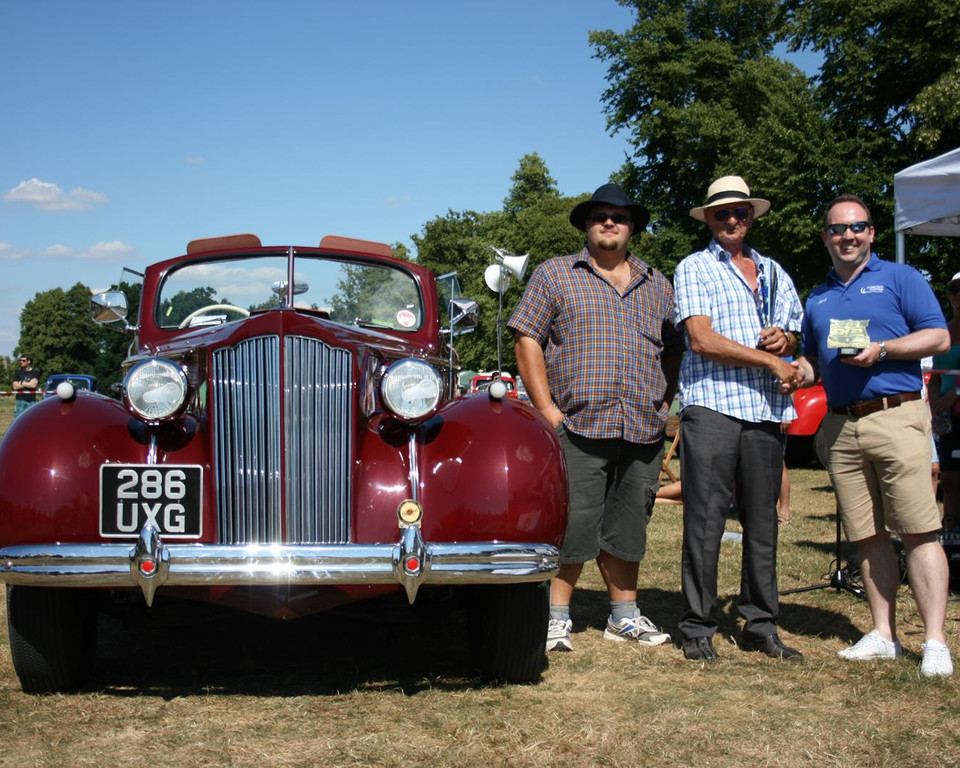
[178,303,250,328]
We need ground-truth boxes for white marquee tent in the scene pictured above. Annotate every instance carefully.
[894,145,960,263]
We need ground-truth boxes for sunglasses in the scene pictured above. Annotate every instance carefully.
[826,221,871,236]
[712,208,751,223]
[590,212,632,226]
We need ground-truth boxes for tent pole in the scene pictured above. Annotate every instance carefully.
[896,231,906,264]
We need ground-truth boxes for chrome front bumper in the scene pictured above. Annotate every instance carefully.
[0,525,559,606]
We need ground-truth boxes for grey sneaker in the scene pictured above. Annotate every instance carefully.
[920,641,954,677]
[603,614,671,646]
[837,630,902,660]
[546,617,573,652]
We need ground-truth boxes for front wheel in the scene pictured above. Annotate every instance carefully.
[467,581,548,684]
[7,585,98,693]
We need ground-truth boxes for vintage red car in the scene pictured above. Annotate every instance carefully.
[0,233,567,692]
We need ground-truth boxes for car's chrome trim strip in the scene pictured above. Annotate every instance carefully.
[0,536,559,605]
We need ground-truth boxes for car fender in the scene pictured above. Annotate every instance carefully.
[415,396,567,545]
[0,393,210,545]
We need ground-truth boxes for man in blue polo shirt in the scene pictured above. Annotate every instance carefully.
[796,194,952,677]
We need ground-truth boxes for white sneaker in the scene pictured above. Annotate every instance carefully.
[603,614,671,646]
[920,641,954,677]
[837,630,902,660]
[546,617,573,652]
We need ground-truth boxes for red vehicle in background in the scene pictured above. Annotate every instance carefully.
[469,373,518,398]
[786,383,828,464]
[0,233,567,692]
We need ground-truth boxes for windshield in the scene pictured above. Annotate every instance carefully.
[157,254,423,331]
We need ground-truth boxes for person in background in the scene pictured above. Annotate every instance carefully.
[12,354,39,419]
[929,272,960,531]
[673,175,804,662]
[510,183,683,653]
[796,195,952,677]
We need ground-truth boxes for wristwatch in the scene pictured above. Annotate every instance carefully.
[876,340,888,362]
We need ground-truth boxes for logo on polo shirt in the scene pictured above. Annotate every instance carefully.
[860,285,884,294]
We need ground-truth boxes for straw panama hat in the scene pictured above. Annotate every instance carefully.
[690,176,771,222]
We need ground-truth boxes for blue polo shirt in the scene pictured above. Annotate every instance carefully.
[802,254,946,407]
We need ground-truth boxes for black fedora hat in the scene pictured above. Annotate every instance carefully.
[569,183,650,232]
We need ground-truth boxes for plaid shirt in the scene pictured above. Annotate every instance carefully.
[674,240,802,423]
[508,248,684,443]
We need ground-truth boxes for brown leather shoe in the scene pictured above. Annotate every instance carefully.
[741,633,802,660]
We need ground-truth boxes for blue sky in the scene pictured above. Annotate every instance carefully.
[0,2,819,361]
[0,0,644,358]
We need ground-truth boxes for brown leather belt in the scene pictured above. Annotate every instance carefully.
[828,391,922,418]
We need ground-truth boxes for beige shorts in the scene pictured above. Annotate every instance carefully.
[821,399,940,541]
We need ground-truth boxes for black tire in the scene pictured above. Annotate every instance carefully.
[7,585,98,694]
[467,581,548,684]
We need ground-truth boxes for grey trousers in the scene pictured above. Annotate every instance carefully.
[678,406,784,639]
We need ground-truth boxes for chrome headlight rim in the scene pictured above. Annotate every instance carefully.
[124,358,190,423]
[380,358,442,421]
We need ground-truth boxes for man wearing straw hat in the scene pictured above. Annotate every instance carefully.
[674,175,804,662]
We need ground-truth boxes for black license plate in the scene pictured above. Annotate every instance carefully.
[100,464,203,539]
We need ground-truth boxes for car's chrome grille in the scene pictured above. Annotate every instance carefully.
[211,335,352,545]
[283,335,352,543]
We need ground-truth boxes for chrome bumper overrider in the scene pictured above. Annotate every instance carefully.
[0,525,559,606]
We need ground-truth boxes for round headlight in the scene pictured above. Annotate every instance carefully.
[125,358,189,421]
[380,359,442,420]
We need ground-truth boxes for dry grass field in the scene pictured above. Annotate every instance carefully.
[0,412,958,766]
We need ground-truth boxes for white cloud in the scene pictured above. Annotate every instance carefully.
[185,156,205,164]
[3,178,109,211]
[382,193,411,209]
[81,241,136,261]
[43,244,75,257]
[0,242,29,261]
[37,240,135,262]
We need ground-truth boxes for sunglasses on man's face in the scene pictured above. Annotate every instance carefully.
[712,208,751,223]
[590,212,632,226]
[826,221,871,236]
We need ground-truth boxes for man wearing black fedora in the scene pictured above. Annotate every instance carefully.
[510,183,683,652]
[673,175,804,662]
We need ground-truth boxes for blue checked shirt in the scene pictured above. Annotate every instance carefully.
[508,248,684,443]
[674,240,802,423]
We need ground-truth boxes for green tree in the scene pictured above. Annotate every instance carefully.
[159,286,221,323]
[592,0,959,291]
[92,280,142,393]
[781,0,960,283]
[502,153,561,216]
[0,356,16,394]
[413,156,618,372]
[591,0,842,291]
[414,210,509,371]
[782,0,960,157]
[17,283,101,385]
